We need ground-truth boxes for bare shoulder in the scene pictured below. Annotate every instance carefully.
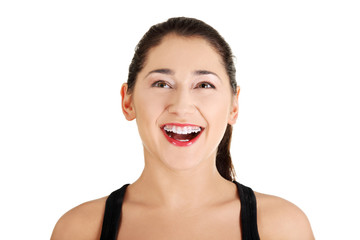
[255,192,315,240]
[51,196,107,240]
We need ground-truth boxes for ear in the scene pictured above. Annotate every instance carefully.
[228,86,240,125]
[120,83,136,121]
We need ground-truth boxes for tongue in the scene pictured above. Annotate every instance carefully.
[168,132,199,141]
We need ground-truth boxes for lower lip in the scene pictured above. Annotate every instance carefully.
[161,128,203,147]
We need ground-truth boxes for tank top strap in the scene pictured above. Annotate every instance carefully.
[100,183,130,240]
[233,180,260,240]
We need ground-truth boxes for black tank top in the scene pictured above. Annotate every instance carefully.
[100,181,260,240]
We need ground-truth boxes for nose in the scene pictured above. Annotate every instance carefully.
[167,87,196,116]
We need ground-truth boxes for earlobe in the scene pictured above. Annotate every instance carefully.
[228,86,240,125]
[120,83,136,121]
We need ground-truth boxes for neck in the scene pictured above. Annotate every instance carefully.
[126,151,234,210]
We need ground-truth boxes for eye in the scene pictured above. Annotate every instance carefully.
[152,80,171,89]
[196,82,215,89]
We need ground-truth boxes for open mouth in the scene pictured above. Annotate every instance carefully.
[161,124,204,146]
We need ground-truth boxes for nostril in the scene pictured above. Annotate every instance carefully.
[166,92,196,115]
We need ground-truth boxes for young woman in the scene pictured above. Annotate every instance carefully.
[51,17,314,240]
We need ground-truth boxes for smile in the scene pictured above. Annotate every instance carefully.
[161,123,204,147]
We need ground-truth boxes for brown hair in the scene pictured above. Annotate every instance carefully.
[126,17,237,181]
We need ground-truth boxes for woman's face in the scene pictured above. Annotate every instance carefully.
[122,34,239,171]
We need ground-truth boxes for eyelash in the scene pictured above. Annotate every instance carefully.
[152,81,171,88]
[151,81,215,89]
[197,82,215,89]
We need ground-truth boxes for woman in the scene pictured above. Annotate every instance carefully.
[51,17,314,240]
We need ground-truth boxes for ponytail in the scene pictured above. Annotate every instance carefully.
[216,124,236,181]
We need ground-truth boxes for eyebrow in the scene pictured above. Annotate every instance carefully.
[145,69,175,77]
[145,68,221,81]
[193,70,220,80]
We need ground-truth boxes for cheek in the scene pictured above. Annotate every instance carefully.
[196,94,231,140]
[133,94,164,149]
[196,93,230,119]
[134,92,167,128]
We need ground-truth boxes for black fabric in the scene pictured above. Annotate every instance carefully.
[100,184,129,240]
[100,181,260,240]
[233,181,260,240]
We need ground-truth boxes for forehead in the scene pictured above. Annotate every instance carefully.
[141,34,227,76]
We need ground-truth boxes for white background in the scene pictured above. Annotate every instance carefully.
[0,0,359,239]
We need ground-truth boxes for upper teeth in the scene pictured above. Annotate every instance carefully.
[164,125,202,134]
